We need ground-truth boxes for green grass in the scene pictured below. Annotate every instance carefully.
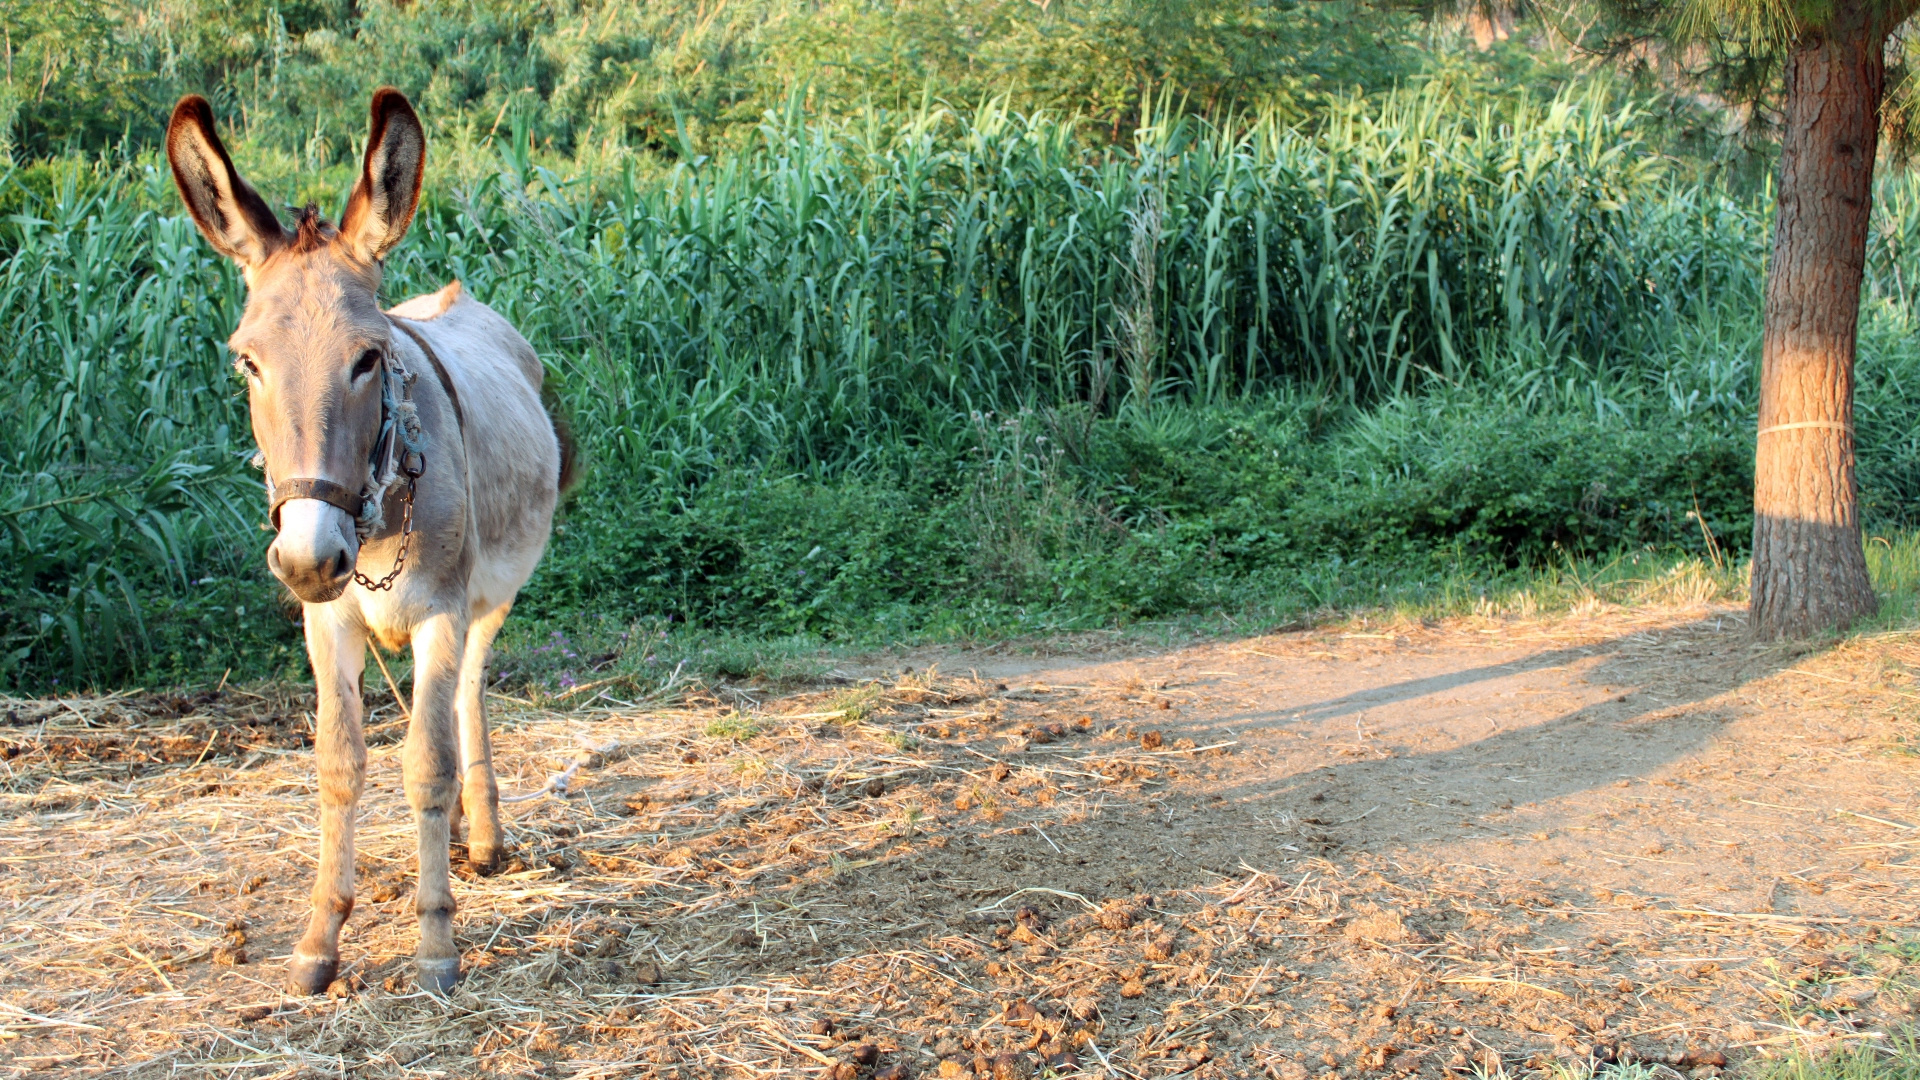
[1750,1041,1920,1080]
[1457,1027,1920,1080]
[1864,535,1920,632]
[704,712,763,741]
[4,87,1920,693]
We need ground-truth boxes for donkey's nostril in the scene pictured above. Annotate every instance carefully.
[329,549,353,581]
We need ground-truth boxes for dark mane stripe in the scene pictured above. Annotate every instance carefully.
[288,204,336,253]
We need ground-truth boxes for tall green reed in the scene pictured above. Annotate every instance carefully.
[381,86,1748,487]
[0,164,259,684]
[0,86,1818,686]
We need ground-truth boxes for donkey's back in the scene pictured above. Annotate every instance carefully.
[386,280,564,612]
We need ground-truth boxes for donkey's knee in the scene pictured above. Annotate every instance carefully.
[316,762,365,808]
[404,776,460,815]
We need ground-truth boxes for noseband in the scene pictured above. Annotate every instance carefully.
[259,316,459,592]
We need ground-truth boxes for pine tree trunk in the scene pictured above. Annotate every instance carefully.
[1749,8,1886,638]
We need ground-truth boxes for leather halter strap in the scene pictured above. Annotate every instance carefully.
[262,317,464,540]
[270,477,364,529]
[387,316,466,432]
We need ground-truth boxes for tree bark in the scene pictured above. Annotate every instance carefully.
[1749,5,1889,638]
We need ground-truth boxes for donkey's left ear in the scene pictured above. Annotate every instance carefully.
[339,88,425,263]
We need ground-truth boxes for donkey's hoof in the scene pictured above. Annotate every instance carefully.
[415,958,461,995]
[467,844,505,876]
[287,954,338,996]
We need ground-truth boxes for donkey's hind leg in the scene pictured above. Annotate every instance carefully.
[405,608,468,993]
[289,605,368,995]
[453,601,512,873]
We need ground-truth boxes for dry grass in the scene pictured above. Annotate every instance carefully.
[3,605,1919,1079]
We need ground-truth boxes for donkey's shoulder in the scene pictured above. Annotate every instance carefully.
[387,282,542,390]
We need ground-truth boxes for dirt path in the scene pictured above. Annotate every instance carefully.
[2,600,1917,1079]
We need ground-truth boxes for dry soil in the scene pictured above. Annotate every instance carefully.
[1,598,1917,1079]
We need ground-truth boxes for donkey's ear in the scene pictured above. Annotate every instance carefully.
[339,88,425,263]
[166,96,286,271]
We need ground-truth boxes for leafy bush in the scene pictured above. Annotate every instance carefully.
[2,89,1919,690]
[3,0,1443,163]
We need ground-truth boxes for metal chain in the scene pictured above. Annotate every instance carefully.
[352,477,416,592]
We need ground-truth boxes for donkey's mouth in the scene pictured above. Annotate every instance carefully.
[271,550,355,603]
[267,500,360,604]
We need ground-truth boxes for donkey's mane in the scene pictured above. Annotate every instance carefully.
[287,204,336,254]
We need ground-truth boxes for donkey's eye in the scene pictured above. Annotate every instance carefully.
[235,354,260,379]
[351,348,382,381]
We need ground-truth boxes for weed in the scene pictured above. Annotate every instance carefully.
[1751,1038,1920,1080]
[706,713,763,742]
[823,685,884,725]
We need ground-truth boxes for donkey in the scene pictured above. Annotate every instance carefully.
[166,88,571,994]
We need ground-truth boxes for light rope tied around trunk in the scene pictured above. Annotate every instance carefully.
[1756,420,1854,437]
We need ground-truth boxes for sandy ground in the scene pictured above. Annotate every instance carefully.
[2,598,1917,1079]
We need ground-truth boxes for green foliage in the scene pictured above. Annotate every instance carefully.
[0,160,297,686]
[1750,1038,1920,1080]
[5,87,1920,691]
[371,87,1733,486]
[0,0,1454,166]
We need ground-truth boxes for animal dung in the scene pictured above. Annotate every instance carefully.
[1139,730,1163,750]
[989,1051,1029,1079]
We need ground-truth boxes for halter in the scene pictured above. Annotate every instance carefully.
[258,317,441,592]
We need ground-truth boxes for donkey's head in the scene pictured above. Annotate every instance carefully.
[167,90,426,603]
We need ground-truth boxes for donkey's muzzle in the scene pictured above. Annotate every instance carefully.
[268,499,360,603]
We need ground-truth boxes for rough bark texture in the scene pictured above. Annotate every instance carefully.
[1750,5,1889,639]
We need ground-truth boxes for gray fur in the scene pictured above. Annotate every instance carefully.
[167,91,560,994]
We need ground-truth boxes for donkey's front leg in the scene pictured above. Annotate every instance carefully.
[406,609,468,993]
[290,605,368,995]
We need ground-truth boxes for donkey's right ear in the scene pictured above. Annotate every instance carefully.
[166,96,286,272]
